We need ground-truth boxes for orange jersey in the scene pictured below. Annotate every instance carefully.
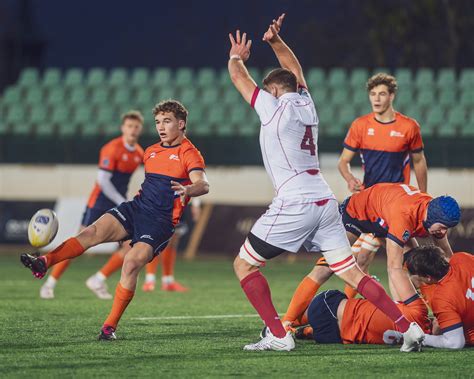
[345,183,431,246]
[136,137,205,226]
[340,297,430,344]
[420,253,474,345]
[343,112,423,188]
[87,137,144,209]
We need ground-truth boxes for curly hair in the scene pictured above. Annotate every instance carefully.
[121,110,144,125]
[366,73,398,94]
[152,99,188,123]
[404,245,450,280]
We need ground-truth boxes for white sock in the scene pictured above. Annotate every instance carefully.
[145,274,156,283]
[162,275,174,284]
[95,272,106,282]
[45,276,57,288]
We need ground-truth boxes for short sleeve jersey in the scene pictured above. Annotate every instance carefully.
[340,297,430,344]
[87,137,144,210]
[346,183,431,246]
[135,137,205,226]
[250,86,333,199]
[343,112,423,188]
[420,253,474,345]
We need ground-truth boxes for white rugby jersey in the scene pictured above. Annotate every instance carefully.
[250,86,333,198]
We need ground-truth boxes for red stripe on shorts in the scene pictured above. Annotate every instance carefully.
[244,243,265,264]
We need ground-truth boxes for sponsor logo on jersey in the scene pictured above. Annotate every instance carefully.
[150,152,156,159]
[390,130,405,137]
[169,154,180,161]
[368,128,375,136]
[122,154,128,161]
[102,158,110,167]
[377,218,388,229]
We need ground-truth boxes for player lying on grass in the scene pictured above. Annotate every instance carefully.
[338,72,428,298]
[282,183,460,330]
[228,13,425,352]
[393,246,474,349]
[40,111,144,300]
[21,100,209,340]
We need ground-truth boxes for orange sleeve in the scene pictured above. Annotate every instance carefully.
[408,120,424,153]
[183,147,205,174]
[343,120,362,152]
[386,210,413,246]
[431,296,463,333]
[98,144,118,171]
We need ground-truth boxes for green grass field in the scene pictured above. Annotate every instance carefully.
[0,251,472,378]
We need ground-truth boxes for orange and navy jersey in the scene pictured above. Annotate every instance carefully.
[420,253,474,345]
[343,112,423,188]
[340,297,430,344]
[135,137,205,226]
[345,183,431,246]
[87,137,144,210]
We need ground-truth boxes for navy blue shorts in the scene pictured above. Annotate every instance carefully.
[81,207,107,227]
[340,197,388,239]
[307,290,347,344]
[107,200,174,256]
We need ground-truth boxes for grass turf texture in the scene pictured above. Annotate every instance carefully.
[0,252,472,378]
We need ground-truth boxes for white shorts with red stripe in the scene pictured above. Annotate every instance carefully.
[241,196,350,267]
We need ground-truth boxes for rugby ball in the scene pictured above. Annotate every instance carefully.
[28,209,59,248]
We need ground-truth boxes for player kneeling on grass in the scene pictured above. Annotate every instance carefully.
[21,100,209,340]
[229,14,425,352]
[389,246,474,349]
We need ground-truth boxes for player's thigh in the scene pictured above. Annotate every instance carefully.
[91,213,129,242]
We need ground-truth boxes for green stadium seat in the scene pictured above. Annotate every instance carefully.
[81,122,101,137]
[239,120,259,136]
[36,121,55,137]
[109,68,128,88]
[51,107,70,125]
[312,86,329,106]
[350,68,369,89]
[91,88,110,104]
[436,68,456,89]
[424,108,444,135]
[459,69,474,90]
[3,86,22,104]
[64,68,84,88]
[152,68,172,88]
[461,121,474,136]
[42,68,61,88]
[73,105,93,125]
[157,87,178,101]
[337,106,357,130]
[372,67,390,75]
[394,68,413,91]
[130,68,149,88]
[459,89,474,109]
[222,89,240,105]
[317,107,336,136]
[188,105,211,136]
[404,106,424,124]
[352,90,368,108]
[208,107,225,128]
[307,68,325,88]
[112,88,130,106]
[104,122,121,137]
[414,68,435,89]
[446,106,466,126]
[200,88,220,106]
[175,68,194,88]
[86,68,106,88]
[196,68,216,88]
[437,89,457,108]
[395,89,414,111]
[18,68,39,87]
[7,105,30,135]
[97,107,115,125]
[215,121,235,136]
[416,90,435,108]
[69,87,87,104]
[330,89,349,106]
[229,106,248,126]
[58,121,78,137]
[0,116,8,134]
[328,68,347,87]
[180,88,197,106]
[136,88,154,108]
[25,87,44,105]
[47,87,66,106]
[217,68,233,88]
[248,68,261,84]
[29,106,48,124]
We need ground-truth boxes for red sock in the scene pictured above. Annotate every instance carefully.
[240,271,286,338]
[44,238,85,267]
[103,283,135,329]
[357,275,411,332]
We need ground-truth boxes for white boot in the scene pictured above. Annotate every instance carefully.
[244,328,295,351]
[40,277,56,299]
[400,322,425,352]
[86,274,112,300]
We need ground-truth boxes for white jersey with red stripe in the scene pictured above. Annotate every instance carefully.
[250,86,333,199]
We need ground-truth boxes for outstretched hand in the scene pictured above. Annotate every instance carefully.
[228,30,252,62]
[171,180,188,205]
[262,13,285,42]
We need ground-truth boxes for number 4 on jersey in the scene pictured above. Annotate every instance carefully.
[301,126,316,156]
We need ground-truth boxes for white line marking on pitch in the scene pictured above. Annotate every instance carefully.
[132,314,276,321]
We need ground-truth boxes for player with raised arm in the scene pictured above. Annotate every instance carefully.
[40,111,144,300]
[228,13,425,352]
[21,100,209,340]
[401,246,474,349]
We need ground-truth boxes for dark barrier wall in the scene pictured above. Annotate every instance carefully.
[1,135,473,168]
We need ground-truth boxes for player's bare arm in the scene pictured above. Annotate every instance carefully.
[171,170,209,205]
[263,14,308,89]
[228,30,257,104]
[431,234,453,258]
[410,151,428,193]
[338,148,363,193]
[385,239,418,302]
